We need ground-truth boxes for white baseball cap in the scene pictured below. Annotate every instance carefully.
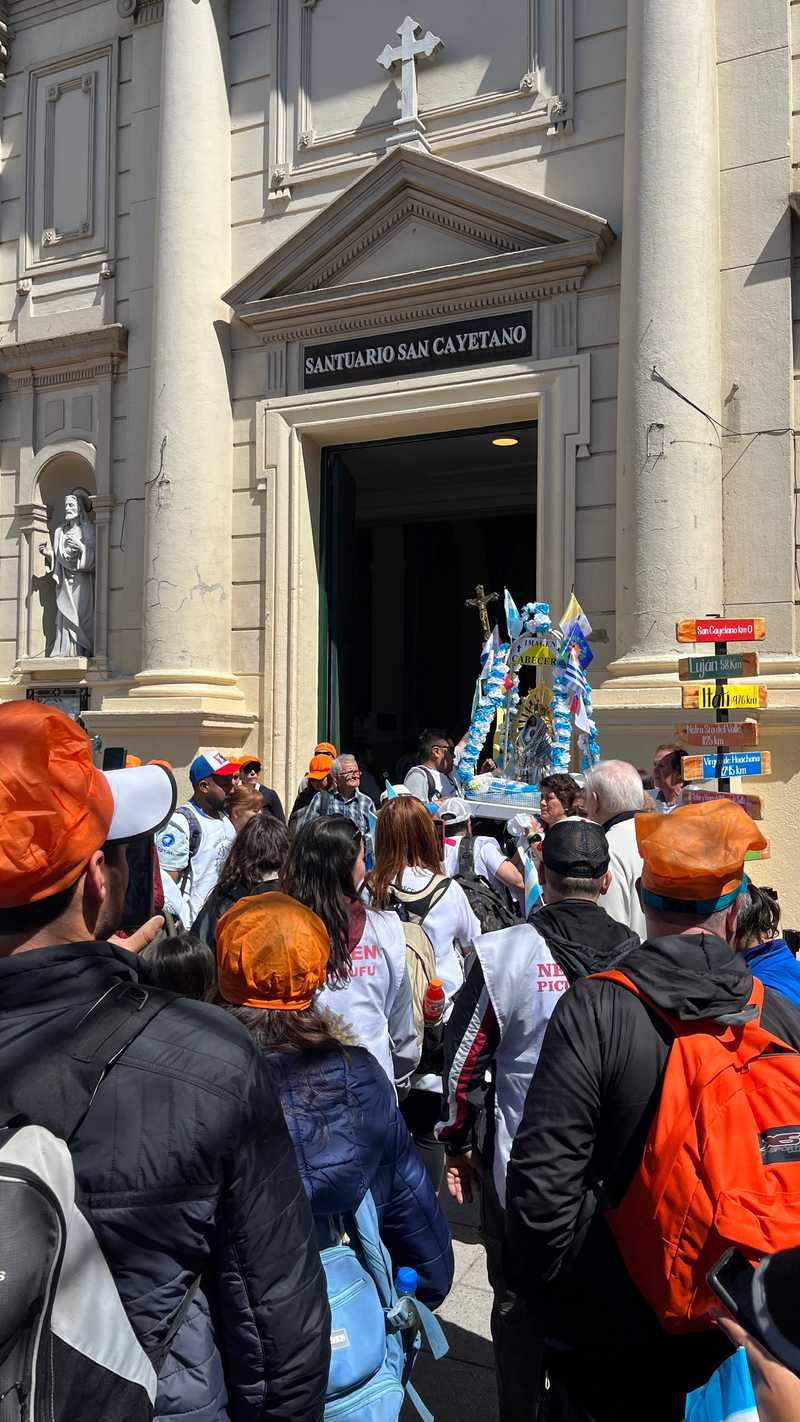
[438,797,471,826]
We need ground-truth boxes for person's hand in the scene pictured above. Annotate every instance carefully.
[479,758,497,774]
[713,1313,800,1422]
[445,1150,483,1205]
[109,915,164,955]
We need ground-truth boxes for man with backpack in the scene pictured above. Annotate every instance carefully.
[176,751,239,922]
[505,799,800,1422]
[404,730,460,803]
[0,701,331,1421]
[438,798,523,930]
[435,826,621,1420]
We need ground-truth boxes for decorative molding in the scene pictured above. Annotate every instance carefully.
[226,148,610,310]
[24,44,116,276]
[262,281,584,346]
[269,0,574,192]
[42,71,96,248]
[0,12,13,87]
[265,344,287,394]
[116,0,163,23]
[0,323,128,387]
[299,194,525,293]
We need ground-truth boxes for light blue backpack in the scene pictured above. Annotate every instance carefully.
[320,1190,448,1422]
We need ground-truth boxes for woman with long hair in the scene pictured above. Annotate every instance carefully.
[370,795,480,1185]
[370,795,479,997]
[281,816,418,1090]
[215,892,453,1331]
[192,810,289,947]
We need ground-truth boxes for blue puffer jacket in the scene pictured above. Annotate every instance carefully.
[266,1044,454,1308]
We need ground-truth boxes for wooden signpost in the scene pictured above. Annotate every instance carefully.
[678,652,758,682]
[683,787,764,819]
[681,751,771,783]
[681,684,766,710]
[675,613,767,814]
[676,720,759,749]
[676,618,766,644]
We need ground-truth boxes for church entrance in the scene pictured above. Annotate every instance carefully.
[318,422,537,777]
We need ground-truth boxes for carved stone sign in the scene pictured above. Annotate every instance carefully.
[302,311,533,390]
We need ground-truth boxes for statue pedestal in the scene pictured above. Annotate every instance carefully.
[17,656,89,679]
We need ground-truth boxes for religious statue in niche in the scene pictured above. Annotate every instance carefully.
[40,490,95,657]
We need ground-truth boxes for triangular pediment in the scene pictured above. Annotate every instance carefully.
[224,146,613,313]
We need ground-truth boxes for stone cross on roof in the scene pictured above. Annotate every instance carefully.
[377,15,443,153]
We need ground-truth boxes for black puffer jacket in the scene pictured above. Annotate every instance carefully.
[0,942,331,1422]
[505,934,800,1384]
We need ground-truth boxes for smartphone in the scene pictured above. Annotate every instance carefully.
[120,835,155,934]
[102,746,128,771]
[707,1248,758,1333]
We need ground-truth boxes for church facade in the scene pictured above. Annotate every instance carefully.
[1,0,799,907]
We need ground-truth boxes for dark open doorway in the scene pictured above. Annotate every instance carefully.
[318,422,537,776]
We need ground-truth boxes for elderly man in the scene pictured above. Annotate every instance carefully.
[505,800,800,1422]
[583,759,647,935]
[300,752,377,844]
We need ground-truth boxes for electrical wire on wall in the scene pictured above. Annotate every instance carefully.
[650,365,800,599]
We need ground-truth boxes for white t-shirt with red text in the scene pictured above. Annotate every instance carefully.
[317,907,408,1085]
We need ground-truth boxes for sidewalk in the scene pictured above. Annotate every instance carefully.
[401,1190,498,1422]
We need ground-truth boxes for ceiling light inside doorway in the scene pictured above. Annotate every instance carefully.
[492,436,519,447]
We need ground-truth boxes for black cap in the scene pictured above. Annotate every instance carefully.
[541,819,610,878]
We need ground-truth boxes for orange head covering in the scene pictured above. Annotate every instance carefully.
[636,799,767,915]
[0,701,114,907]
[148,758,174,771]
[125,754,143,768]
[217,892,330,1011]
[314,743,337,760]
[308,754,333,782]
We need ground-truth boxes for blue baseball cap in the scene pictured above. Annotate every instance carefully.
[189,750,239,784]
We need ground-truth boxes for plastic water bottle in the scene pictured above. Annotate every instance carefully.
[394,1267,420,1331]
[422,978,446,1025]
[395,1267,418,1297]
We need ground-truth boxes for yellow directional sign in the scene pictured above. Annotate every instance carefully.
[681,684,766,711]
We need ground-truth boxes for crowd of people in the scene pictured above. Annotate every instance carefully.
[2,702,800,1422]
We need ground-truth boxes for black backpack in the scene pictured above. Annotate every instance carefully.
[0,981,196,1421]
[455,835,519,933]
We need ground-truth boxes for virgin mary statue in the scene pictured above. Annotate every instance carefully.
[44,490,96,657]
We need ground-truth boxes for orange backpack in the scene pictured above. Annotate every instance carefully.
[596,969,800,1332]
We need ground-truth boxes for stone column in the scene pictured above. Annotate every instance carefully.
[610,2,723,676]
[133,0,241,705]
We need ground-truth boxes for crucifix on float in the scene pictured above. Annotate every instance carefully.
[465,584,499,642]
[377,15,443,151]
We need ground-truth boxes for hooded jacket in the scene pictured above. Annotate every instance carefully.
[0,942,331,1422]
[745,937,800,1013]
[266,1043,453,1307]
[532,897,639,983]
[505,933,800,1362]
